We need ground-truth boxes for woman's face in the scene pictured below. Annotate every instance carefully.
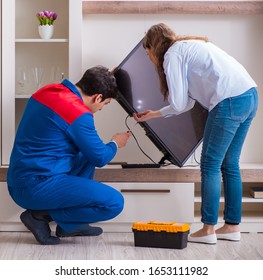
[146,48,158,65]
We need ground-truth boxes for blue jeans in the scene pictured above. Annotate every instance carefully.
[200,87,258,225]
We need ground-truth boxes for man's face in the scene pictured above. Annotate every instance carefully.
[94,97,112,113]
[84,94,111,113]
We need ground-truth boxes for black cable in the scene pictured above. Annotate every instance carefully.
[125,115,201,168]
[124,115,171,166]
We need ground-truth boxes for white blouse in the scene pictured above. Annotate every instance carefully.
[160,40,257,117]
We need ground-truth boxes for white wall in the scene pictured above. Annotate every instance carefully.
[82,14,263,164]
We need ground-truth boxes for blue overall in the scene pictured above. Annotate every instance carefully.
[7,80,124,231]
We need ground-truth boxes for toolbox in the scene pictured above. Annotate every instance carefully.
[132,221,190,249]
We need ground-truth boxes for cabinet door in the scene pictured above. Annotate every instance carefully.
[106,182,194,223]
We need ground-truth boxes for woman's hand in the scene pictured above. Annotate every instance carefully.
[133,110,161,122]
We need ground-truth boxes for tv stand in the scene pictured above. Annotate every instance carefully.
[121,155,169,168]
[121,163,160,168]
[0,164,263,233]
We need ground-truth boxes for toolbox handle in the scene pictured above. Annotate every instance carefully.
[120,189,170,193]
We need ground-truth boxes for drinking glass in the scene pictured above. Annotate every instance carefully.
[17,67,29,94]
[32,66,44,90]
[50,66,64,83]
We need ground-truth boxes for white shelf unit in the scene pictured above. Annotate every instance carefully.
[1,0,82,166]
[15,39,68,43]
[194,182,263,233]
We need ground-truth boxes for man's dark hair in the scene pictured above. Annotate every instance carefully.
[76,66,119,101]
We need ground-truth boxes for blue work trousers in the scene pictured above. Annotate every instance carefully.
[8,155,124,231]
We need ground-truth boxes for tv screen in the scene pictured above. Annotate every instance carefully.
[114,39,208,167]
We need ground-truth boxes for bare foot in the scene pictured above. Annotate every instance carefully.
[215,224,239,234]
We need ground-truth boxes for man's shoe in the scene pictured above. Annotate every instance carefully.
[216,232,241,241]
[31,210,53,222]
[20,210,60,245]
[56,224,103,237]
[188,233,217,244]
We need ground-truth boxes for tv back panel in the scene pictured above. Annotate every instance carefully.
[114,39,208,167]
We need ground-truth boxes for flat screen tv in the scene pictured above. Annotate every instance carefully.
[114,39,208,167]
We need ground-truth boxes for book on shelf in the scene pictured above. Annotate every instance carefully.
[249,187,263,199]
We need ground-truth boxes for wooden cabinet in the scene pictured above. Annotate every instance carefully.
[0,180,195,232]
[1,0,82,166]
[95,166,263,233]
[0,167,262,232]
[98,182,194,232]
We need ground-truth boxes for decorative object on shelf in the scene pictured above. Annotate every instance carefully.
[36,10,58,39]
[250,187,263,199]
[38,25,54,40]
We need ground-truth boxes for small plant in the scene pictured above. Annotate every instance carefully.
[36,10,58,26]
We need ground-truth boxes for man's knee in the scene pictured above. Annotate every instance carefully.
[111,191,124,217]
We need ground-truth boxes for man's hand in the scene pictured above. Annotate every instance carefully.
[111,132,131,148]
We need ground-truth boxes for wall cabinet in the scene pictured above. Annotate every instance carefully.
[1,0,82,166]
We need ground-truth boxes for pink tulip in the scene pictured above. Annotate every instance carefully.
[36,10,58,25]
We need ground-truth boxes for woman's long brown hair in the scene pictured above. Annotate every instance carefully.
[143,23,208,100]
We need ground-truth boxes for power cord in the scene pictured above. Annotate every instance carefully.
[125,115,171,166]
[125,115,201,168]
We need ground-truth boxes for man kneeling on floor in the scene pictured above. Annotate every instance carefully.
[7,66,131,245]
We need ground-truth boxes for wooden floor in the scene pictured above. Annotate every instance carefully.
[0,231,263,260]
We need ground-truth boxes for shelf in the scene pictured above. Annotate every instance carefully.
[92,164,263,183]
[195,194,263,203]
[15,39,68,43]
[243,193,263,202]
[15,94,31,99]
[82,1,263,15]
[2,164,263,182]
[194,211,263,223]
